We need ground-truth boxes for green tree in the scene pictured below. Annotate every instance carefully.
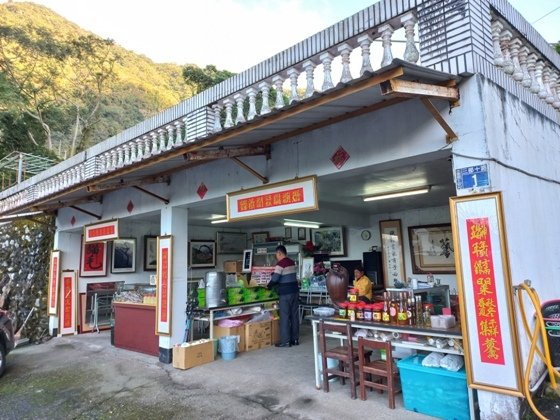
[182,64,235,94]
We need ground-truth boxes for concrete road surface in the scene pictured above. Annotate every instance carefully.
[0,325,436,419]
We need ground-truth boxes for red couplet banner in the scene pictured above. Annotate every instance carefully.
[160,248,169,323]
[466,217,505,365]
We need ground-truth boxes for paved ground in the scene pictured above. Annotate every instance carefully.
[0,324,436,419]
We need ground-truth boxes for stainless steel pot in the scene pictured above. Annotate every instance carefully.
[205,271,226,308]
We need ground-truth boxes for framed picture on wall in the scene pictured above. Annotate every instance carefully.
[80,237,107,277]
[143,236,157,271]
[379,219,405,287]
[189,240,216,268]
[298,227,306,240]
[252,231,269,244]
[217,231,247,254]
[111,238,136,273]
[312,226,345,256]
[408,224,455,274]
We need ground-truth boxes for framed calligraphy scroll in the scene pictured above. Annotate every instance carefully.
[58,270,77,336]
[156,235,173,336]
[48,250,61,315]
[450,192,523,397]
[379,219,406,288]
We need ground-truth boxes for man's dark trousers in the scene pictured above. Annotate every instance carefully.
[279,292,299,345]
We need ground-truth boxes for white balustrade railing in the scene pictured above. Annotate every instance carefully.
[492,17,560,111]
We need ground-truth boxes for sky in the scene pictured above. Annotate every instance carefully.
[1,0,558,72]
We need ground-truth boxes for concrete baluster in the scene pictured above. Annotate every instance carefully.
[143,135,151,159]
[151,132,159,155]
[535,60,547,99]
[491,21,504,67]
[379,24,394,68]
[543,67,555,104]
[158,129,166,153]
[320,52,335,91]
[401,12,419,63]
[272,76,285,109]
[246,88,258,120]
[212,104,223,132]
[302,60,316,98]
[223,99,234,128]
[287,68,300,103]
[357,35,373,75]
[234,93,246,125]
[518,46,531,88]
[174,121,183,146]
[527,53,540,94]
[510,38,523,82]
[500,30,514,75]
[116,147,124,168]
[259,82,271,115]
[129,141,137,163]
[338,44,353,84]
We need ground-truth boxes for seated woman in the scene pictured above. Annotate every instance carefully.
[353,265,373,303]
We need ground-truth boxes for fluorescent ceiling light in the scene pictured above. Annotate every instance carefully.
[283,219,321,229]
[363,186,431,202]
[210,218,229,224]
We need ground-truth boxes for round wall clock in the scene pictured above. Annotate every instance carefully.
[361,230,371,240]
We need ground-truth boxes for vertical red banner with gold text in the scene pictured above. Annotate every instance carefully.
[50,255,59,309]
[466,217,505,365]
[63,275,73,328]
[160,248,169,323]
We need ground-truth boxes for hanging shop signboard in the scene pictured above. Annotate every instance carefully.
[58,270,77,336]
[226,176,318,222]
[449,192,523,397]
[84,219,119,243]
[156,235,173,336]
[47,250,61,315]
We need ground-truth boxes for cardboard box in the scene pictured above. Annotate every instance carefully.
[224,260,242,273]
[245,320,272,351]
[214,324,245,353]
[271,318,280,345]
[173,339,215,370]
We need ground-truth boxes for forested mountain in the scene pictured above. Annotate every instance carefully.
[0,1,195,162]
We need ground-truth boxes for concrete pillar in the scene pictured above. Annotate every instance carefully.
[158,205,188,364]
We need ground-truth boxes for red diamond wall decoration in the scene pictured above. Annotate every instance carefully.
[127,200,134,213]
[331,146,350,169]
[70,216,76,226]
[197,182,208,199]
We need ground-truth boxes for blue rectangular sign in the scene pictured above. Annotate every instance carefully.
[456,164,489,189]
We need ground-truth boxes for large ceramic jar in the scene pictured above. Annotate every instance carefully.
[326,265,349,307]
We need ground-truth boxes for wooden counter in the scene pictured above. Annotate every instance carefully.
[113,302,159,356]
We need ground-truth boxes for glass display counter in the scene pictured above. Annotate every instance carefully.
[113,283,157,306]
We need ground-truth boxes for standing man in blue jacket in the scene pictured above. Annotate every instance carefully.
[267,245,299,347]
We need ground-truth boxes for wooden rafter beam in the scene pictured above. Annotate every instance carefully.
[70,205,102,220]
[230,157,268,184]
[133,186,170,204]
[380,79,459,100]
[86,175,171,193]
[420,97,458,143]
[184,145,269,161]
[31,195,103,212]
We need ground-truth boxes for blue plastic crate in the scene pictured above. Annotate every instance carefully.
[397,354,469,420]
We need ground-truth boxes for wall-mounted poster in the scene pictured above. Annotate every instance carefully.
[48,250,61,315]
[450,192,523,397]
[312,227,345,256]
[143,236,157,271]
[216,231,247,254]
[189,240,216,268]
[58,270,77,336]
[156,235,173,336]
[408,224,455,274]
[80,238,107,277]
